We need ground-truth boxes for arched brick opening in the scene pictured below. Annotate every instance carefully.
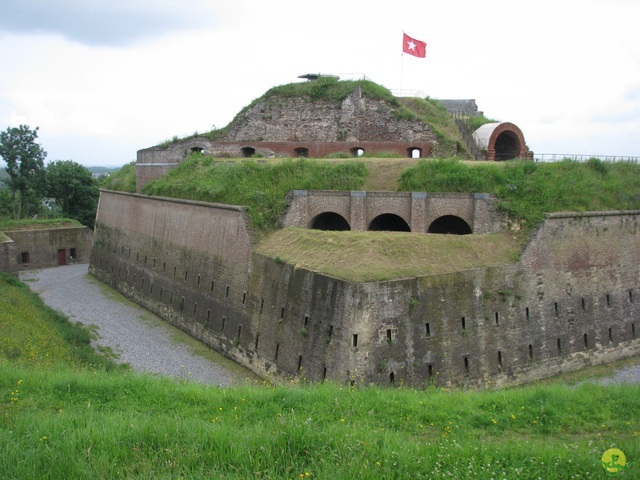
[472,122,531,161]
[408,147,422,158]
[241,146,255,157]
[350,147,365,157]
[310,212,351,231]
[190,147,204,154]
[368,214,411,232]
[428,215,472,235]
[295,147,309,158]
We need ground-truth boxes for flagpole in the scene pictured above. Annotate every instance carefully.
[400,31,404,93]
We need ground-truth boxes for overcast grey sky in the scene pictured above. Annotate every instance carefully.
[0,0,639,167]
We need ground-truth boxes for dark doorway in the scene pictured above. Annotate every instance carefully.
[428,215,472,235]
[310,212,350,231]
[241,147,255,157]
[494,131,520,160]
[294,147,309,158]
[58,249,66,266]
[350,147,364,157]
[368,214,411,232]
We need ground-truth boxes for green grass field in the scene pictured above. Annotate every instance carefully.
[1,273,639,479]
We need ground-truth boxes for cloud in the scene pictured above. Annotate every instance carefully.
[0,0,219,46]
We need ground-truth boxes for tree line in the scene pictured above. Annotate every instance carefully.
[0,125,100,229]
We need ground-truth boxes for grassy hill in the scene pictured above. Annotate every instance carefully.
[1,273,639,479]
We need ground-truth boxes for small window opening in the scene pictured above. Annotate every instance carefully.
[221,316,226,332]
[70,248,77,260]
[525,307,530,320]
[352,334,358,348]
[557,338,562,354]
[254,334,259,350]
[184,270,188,282]
[323,366,327,380]
[494,312,500,326]
[153,258,157,268]
[606,294,611,307]
[461,317,466,330]
[387,329,392,341]
[298,355,303,371]
[528,344,533,360]
[206,310,211,328]
[427,364,433,379]
[497,350,503,368]
[211,280,215,292]
[197,275,201,287]
[463,356,469,374]
[608,327,613,343]
[583,333,589,349]
[226,285,230,298]
[390,372,395,384]
[554,302,559,315]
[242,292,246,305]
[304,315,309,327]
[21,252,30,264]
[237,325,242,340]
[425,322,431,337]
[275,343,279,360]
[150,283,153,294]
[629,290,634,302]
[581,298,586,311]
[180,296,185,312]
[328,325,334,338]
[280,307,285,319]
[260,299,264,314]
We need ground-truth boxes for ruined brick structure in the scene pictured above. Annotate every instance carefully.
[1,225,93,275]
[90,191,640,387]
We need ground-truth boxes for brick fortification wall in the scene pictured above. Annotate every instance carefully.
[4,227,93,270]
[90,191,640,387]
[0,237,17,275]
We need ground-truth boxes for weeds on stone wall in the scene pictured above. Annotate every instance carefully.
[399,158,640,231]
[142,157,367,232]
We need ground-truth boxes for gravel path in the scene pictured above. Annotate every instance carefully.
[20,264,252,386]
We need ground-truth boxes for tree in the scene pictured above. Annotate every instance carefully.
[46,160,99,228]
[0,125,47,219]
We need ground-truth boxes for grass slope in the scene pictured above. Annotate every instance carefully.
[1,361,638,479]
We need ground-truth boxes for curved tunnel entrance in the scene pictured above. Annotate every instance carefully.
[310,212,351,231]
[428,215,472,235]
[494,131,520,160]
[368,214,411,232]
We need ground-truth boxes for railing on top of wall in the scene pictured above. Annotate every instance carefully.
[534,154,640,163]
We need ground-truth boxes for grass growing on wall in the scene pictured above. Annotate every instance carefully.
[142,157,368,231]
[256,228,521,281]
[99,161,136,193]
[399,158,640,230]
[0,218,81,231]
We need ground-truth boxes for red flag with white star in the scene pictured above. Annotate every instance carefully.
[402,33,426,58]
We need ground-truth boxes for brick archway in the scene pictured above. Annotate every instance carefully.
[473,122,532,161]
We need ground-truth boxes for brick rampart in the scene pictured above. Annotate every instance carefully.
[280,190,502,233]
[90,192,640,387]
